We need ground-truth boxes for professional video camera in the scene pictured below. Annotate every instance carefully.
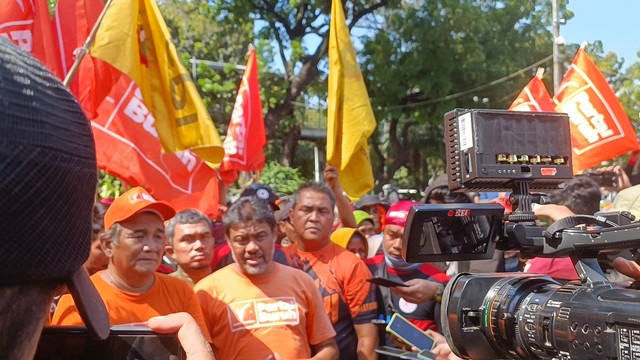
[401,109,640,360]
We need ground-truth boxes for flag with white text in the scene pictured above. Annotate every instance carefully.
[510,70,555,112]
[0,0,223,218]
[554,48,639,172]
[219,46,266,185]
[89,0,224,164]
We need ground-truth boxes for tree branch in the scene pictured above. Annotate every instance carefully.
[349,1,388,29]
[257,0,292,35]
[266,19,291,83]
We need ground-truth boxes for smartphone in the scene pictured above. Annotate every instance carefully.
[417,348,438,359]
[367,277,409,287]
[34,325,186,360]
[386,313,436,351]
[580,170,617,189]
[375,345,420,359]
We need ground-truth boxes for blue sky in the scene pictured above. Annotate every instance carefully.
[562,0,640,68]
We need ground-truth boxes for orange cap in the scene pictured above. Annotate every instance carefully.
[104,187,176,230]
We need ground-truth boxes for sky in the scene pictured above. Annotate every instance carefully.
[562,0,640,69]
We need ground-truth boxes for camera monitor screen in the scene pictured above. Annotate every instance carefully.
[35,326,185,360]
[402,204,505,263]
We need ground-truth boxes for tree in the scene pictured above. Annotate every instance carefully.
[160,1,389,173]
[619,55,640,133]
[361,0,570,190]
[157,1,640,193]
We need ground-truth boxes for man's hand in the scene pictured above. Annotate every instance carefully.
[533,204,575,222]
[323,164,357,227]
[323,164,341,193]
[148,312,214,360]
[596,165,632,191]
[612,257,640,280]
[389,278,440,304]
[425,330,463,360]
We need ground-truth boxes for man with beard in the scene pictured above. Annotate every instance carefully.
[166,209,215,287]
[195,197,338,359]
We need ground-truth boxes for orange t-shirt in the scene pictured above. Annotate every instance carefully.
[52,271,211,342]
[194,263,336,360]
[283,242,377,358]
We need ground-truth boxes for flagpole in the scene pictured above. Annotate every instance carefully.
[63,0,115,87]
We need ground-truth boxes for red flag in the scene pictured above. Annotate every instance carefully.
[220,46,266,184]
[0,0,67,79]
[88,77,221,217]
[554,48,640,172]
[2,0,222,218]
[509,69,555,112]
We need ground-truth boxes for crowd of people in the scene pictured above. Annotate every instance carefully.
[4,35,640,360]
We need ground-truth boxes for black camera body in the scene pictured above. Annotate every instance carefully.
[402,109,640,359]
[442,273,640,360]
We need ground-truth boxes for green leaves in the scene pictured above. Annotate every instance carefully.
[98,170,124,200]
[259,161,306,195]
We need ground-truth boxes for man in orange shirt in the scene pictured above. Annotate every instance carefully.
[166,209,215,287]
[195,197,338,359]
[53,187,210,342]
[284,182,379,359]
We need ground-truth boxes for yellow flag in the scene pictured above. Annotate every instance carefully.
[326,0,377,198]
[89,0,223,164]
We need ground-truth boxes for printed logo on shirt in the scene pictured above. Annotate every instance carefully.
[398,297,418,314]
[227,297,300,331]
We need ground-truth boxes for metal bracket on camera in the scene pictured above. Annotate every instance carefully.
[573,257,609,285]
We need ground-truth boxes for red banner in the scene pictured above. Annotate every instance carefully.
[220,46,266,184]
[0,0,221,218]
[509,72,555,112]
[554,48,640,172]
[0,0,67,79]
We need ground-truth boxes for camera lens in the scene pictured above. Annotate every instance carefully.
[441,272,561,359]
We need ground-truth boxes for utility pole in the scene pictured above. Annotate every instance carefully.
[552,0,562,94]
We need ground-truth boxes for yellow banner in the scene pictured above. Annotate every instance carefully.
[326,0,377,198]
[89,0,223,164]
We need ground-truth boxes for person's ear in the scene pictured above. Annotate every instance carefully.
[165,245,175,259]
[100,233,114,258]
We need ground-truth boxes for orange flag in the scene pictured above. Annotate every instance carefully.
[219,46,266,185]
[554,48,640,172]
[510,69,555,112]
[2,0,222,218]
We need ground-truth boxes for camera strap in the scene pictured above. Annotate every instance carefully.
[543,215,618,242]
